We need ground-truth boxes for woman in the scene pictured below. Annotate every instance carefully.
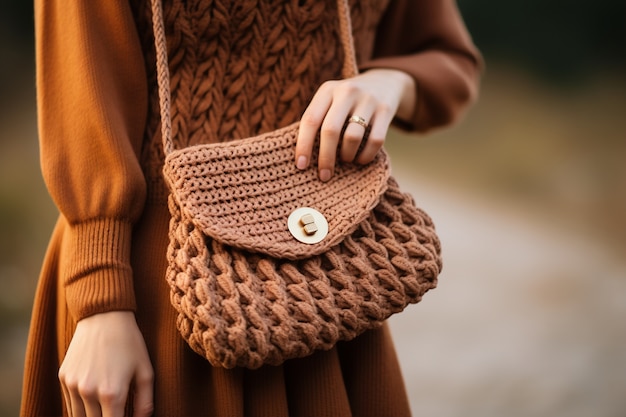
[22,0,481,415]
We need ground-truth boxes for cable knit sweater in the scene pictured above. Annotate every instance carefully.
[23,0,481,415]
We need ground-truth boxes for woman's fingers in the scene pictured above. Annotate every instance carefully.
[61,383,74,417]
[61,371,128,417]
[317,97,352,181]
[296,69,413,181]
[133,355,155,417]
[296,79,375,181]
[340,103,375,163]
[68,393,88,417]
[356,103,395,165]
[82,391,104,417]
[98,388,129,417]
[295,81,335,171]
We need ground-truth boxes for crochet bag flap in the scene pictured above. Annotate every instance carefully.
[162,122,391,260]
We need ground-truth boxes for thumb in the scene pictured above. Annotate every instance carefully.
[132,369,154,417]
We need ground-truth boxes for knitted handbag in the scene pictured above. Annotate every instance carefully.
[151,0,442,369]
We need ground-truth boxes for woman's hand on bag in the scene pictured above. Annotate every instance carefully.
[58,311,154,417]
[295,68,416,181]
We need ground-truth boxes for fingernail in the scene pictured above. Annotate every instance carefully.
[296,156,308,170]
[319,169,331,182]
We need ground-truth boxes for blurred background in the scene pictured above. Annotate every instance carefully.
[1,1,625,416]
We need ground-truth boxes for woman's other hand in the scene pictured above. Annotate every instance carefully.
[295,68,416,181]
[58,311,154,417]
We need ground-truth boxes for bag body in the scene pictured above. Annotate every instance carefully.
[163,123,442,368]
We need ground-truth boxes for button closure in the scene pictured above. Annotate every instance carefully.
[288,207,328,244]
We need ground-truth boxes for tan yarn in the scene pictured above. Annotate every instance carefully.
[163,122,391,259]
[167,177,441,368]
[152,0,442,368]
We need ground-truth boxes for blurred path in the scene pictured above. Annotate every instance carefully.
[389,172,626,417]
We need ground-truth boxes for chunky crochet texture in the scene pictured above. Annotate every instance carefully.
[152,0,443,368]
[167,175,442,368]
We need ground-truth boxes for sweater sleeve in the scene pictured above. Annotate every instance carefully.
[359,0,483,131]
[35,0,148,321]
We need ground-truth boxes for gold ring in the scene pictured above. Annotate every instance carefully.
[347,115,368,129]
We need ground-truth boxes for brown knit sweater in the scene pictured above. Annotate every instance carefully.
[23,0,481,415]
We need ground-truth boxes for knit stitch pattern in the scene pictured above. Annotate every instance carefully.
[138,0,361,187]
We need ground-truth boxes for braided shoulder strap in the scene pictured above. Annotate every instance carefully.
[150,0,359,156]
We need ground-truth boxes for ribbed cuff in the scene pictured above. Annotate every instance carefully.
[61,218,137,321]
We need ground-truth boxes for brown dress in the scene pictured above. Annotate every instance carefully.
[22,0,481,415]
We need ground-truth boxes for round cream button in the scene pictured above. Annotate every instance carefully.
[288,207,328,244]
